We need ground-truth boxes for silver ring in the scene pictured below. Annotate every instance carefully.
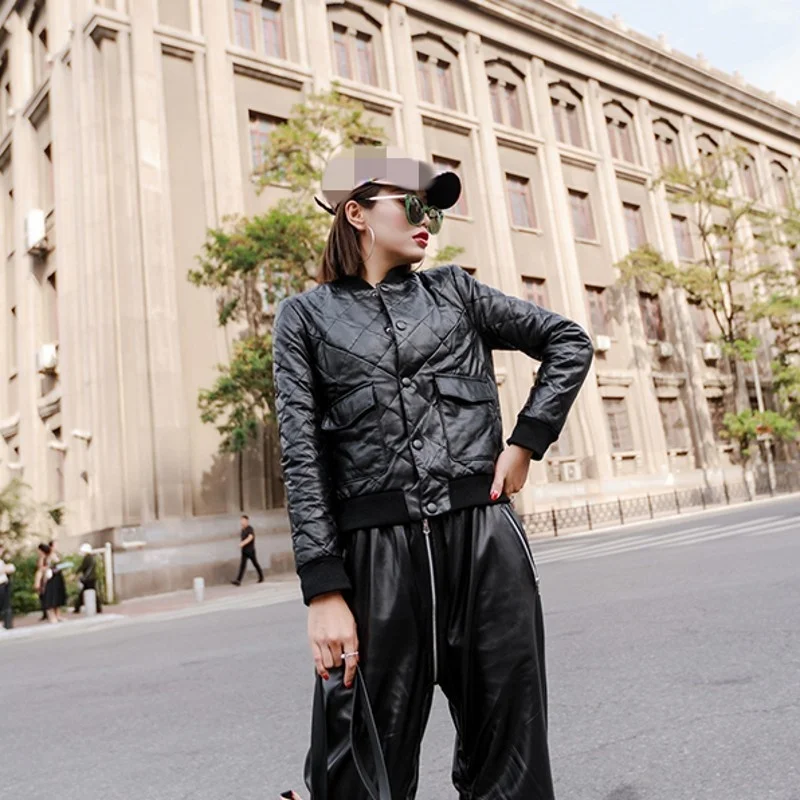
[342,651,359,659]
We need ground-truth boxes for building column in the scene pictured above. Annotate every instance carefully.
[463,32,548,507]
[387,3,426,159]
[637,100,719,476]
[200,0,245,217]
[129,2,196,519]
[585,79,670,477]
[530,58,613,484]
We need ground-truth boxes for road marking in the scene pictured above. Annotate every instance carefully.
[744,519,799,537]
[656,516,786,549]
[535,524,718,563]
[530,525,712,556]
[536,517,786,563]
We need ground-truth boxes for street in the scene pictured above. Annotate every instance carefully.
[3,496,799,800]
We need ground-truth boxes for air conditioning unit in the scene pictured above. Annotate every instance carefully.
[703,342,722,363]
[36,342,58,373]
[560,461,583,482]
[25,209,47,255]
[657,341,675,359]
[594,334,612,353]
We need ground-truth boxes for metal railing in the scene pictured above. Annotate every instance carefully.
[521,463,800,538]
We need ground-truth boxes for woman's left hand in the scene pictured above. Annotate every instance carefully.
[490,444,533,500]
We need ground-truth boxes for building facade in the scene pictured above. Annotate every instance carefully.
[1,0,799,546]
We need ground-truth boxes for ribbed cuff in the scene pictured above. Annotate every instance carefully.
[298,556,352,606]
[506,416,558,461]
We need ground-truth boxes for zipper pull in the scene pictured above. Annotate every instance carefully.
[422,518,430,535]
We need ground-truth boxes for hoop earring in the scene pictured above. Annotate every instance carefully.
[363,225,376,262]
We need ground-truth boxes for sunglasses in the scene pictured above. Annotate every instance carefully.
[372,194,444,235]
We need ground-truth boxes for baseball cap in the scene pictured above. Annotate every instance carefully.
[320,145,462,211]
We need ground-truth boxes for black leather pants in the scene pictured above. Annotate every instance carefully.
[304,502,554,799]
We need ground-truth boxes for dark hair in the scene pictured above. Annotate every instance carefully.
[241,514,249,521]
[319,183,387,283]
[38,543,51,555]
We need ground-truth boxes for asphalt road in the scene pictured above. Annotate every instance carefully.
[3,496,799,800]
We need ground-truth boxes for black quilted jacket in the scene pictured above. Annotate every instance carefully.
[273,264,594,603]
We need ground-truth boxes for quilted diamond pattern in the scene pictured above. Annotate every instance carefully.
[273,264,594,601]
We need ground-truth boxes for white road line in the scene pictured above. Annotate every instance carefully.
[658,517,790,548]
[535,524,718,563]
[744,520,799,537]
[528,526,712,556]
[537,516,785,563]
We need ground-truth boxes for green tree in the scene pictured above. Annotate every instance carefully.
[720,409,797,483]
[188,91,387,506]
[0,478,57,558]
[617,146,799,422]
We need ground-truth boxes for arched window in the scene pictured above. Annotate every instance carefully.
[549,81,584,148]
[413,34,460,110]
[696,133,718,161]
[739,152,758,200]
[652,118,680,169]
[485,59,527,130]
[233,0,286,59]
[327,2,383,87]
[604,101,637,163]
[771,160,792,207]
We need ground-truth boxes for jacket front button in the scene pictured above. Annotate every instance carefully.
[426,502,437,514]
[401,377,411,387]
[396,320,408,331]
[412,438,423,450]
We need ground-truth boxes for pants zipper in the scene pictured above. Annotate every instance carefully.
[501,504,541,588]
[422,518,439,684]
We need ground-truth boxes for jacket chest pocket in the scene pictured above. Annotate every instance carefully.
[321,384,388,484]
[435,374,501,464]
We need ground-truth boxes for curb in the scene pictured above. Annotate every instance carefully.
[0,614,126,643]
[527,492,799,542]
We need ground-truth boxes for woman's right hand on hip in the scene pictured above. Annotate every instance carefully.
[308,591,359,688]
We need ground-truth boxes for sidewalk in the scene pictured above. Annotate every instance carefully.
[1,574,302,644]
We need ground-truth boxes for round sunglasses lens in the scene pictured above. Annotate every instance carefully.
[405,195,425,225]
[428,208,443,234]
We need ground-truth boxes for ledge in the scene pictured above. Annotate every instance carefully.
[228,48,312,90]
[0,411,19,439]
[420,102,479,134]
[37,385,61,420]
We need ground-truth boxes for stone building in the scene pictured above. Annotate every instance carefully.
[0,0,798,589]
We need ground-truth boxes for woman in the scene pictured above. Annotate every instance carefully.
[273,146,594,799]
[35,543,66,624]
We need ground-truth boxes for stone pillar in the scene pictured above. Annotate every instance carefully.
[387,3,426,159]
[637,99,719,475]
[128,2,194,519]
[585,79,669,476]
[529,58,612,483]
[200,0,245,216]
[463,32,548,506]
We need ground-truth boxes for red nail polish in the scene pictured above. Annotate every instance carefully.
[490,490,499,501]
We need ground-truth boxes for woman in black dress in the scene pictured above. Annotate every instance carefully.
[274,146,593,799]
[38,543,66,623]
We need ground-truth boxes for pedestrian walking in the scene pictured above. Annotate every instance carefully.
[231,515,264,586]
[273,146,593,799]
[74,543,102,614]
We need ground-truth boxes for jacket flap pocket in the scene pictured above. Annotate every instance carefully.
[321,385,377,431]
[435,374,495,404]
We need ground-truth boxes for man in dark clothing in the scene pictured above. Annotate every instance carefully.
[74,543,102,613]
[231,515,264,586]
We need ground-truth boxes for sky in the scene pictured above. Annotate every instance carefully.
[578,0,800,105]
